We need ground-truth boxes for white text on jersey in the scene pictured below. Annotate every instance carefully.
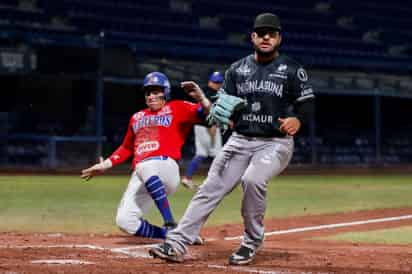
[137,141,160,154]
[242,114,273,124]
[237,80,283,97]
[133,115,173,132]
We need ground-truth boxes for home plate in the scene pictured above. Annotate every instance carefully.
[31,259,94,265]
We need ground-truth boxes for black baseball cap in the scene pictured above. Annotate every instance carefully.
[253,13,281,31]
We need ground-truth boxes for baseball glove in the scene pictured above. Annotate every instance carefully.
[207,93,247,129]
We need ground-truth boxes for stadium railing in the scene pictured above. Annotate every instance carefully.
[1,134,106,169]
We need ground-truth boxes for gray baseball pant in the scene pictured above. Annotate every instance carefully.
[166,132,294,254]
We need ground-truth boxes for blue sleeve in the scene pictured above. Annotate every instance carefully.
[196,105,207,121]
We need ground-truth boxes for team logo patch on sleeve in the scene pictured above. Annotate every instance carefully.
[297,68,308,82]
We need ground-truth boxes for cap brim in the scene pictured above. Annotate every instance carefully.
[254,26,281,30]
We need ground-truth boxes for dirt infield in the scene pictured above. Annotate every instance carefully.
[1,208,412,274]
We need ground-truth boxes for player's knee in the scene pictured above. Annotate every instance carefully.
[158,177,179,195]
[241,175,259,187]
[241,176,267,193]
[116,211,142,235]
[115,213,130,234]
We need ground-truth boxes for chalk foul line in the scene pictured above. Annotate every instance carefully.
[225,214,412,240]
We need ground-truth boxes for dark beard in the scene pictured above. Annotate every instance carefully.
[254,44,279,58]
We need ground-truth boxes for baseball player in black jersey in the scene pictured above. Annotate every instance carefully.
[149,12,315,265]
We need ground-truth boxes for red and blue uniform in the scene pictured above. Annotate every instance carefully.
[111,100,204,239]
[109,100,203,168]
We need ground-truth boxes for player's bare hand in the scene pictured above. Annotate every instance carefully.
[181,81,205,102]
[81,157,111,181]
[278,117,301,136]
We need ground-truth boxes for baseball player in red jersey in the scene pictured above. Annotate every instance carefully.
[81,72,211,241]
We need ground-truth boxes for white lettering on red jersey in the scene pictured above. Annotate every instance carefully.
[108,101,203,169]
[136,141,160,154]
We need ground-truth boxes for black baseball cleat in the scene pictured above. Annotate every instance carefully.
[193,235,204,245]
[149,242,184,263]
[228,245,256,265]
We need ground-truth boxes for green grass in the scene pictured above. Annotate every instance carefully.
[265,175,412,217]
[0,175,411,234]
[312,226,412,245]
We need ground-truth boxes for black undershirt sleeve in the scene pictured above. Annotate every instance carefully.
[294,98,315,125]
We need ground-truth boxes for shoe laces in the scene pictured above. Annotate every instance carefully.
[161,243,177,256]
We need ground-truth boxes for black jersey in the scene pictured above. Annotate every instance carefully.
[221,54,315,138]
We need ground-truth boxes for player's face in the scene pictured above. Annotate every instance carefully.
[144,86,166,111]
[251,28,281,57]
[208,81,223,92]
